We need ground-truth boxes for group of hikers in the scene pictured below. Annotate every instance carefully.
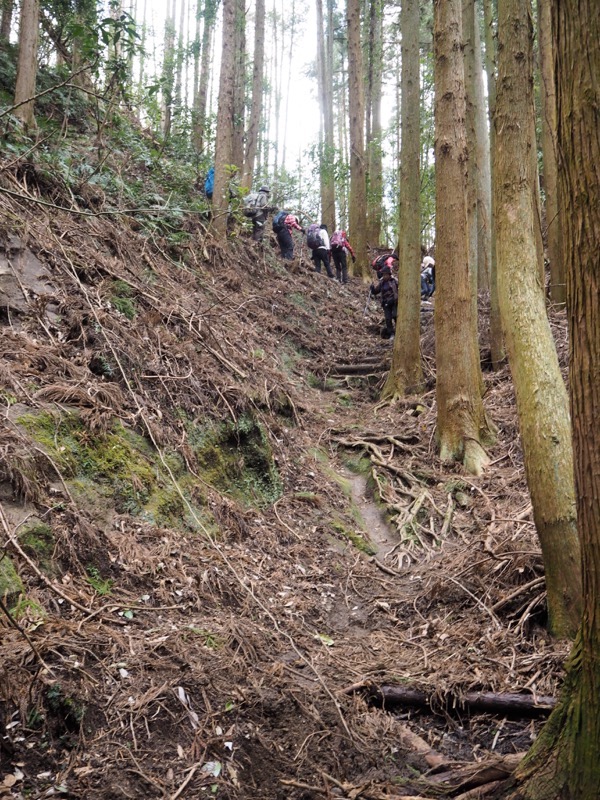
[206,175,436,340]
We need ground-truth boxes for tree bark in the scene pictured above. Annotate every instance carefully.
[212,0,236,238]
[433,0,492,475]
[482,0,505,369]
[347,0,368,276]
[193,0,219,155]
[382,0,423,398]
[13,0,39,129]
[161,0,176,139]
[473,6,492,294]
[494,0,581,639]
[316,0,336,230]
[366,0,383,248]
[1,0,14,41]
[512,0,600,795]
[230,0,245,172]
[538,0,564,305]
[241,0,265,189]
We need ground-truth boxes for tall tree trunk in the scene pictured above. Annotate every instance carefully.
[538,0,564,305]
[136,0,148,119]
[347,0,368,276]
[193,0,218,154]
[494,0,581,639]
[462,0,479,296]
[482,0,505,369]
[230,0,245,171]
[1,0,14,41]
[366,0,383,247]
[512,0,600,795]
[382,0,423,398]
[316,0,336,230]
[173,0,186,118]
[161,0,176,139]
[433,0,492,476]
[212,0,236,238]
[242,0,265,188]
[473,6,491,293]
[13,0,39,129]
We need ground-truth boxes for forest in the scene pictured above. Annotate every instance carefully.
[0,0,599,799]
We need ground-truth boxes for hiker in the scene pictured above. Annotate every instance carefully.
[307,223,333,278]
[371,251,398,280]
[273,211,305,260]
[330,229,355,284]
[244,186,273,242]
[371,264,398,339]
[421,255,435,299]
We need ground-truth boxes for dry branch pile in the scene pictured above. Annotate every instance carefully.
[0,164,570,799]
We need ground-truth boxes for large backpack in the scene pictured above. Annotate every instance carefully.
[243,191,261,217]
[372,252,395,276]
[330,230,344,250]
[306,223,324,250]
[204,167,214,198]
[272,210,289,232]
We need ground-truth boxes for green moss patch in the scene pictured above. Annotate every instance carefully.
[19,522,56,576]
[186,412,283,508]
[330,520,377,556]
[0,554,25,600]
[17,410,217,533]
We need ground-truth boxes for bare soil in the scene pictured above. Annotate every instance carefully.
[0,175,570,799]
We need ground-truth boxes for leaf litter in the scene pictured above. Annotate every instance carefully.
[0,164,571,799]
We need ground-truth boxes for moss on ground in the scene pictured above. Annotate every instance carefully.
[18,409,281,538]
[0,554,25,600]
[17,410,218,532]
[19,522,56,576]
[185,412,283,508]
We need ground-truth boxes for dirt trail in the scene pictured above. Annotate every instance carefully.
[344,471,399,554]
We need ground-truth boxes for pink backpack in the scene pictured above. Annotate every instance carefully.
[330,230,344,249]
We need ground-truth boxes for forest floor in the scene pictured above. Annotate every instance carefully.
[0,173,571,800]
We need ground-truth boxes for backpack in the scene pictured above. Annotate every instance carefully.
[204,167,214,198]
[272,210,289,232]
[372,253,395,276]
[306,223,324,250]
[243,191,261,217]
[330,230,344,250]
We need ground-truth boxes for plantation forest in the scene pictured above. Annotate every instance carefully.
[0,1,599,799]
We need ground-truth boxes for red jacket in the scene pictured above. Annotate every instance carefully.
[284,214,303,232]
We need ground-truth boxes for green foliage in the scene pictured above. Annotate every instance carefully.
[85,565,114,596]
[45,683,86,729]
[110,279,136,319]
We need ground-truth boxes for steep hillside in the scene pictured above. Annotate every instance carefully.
[0,159,568,799]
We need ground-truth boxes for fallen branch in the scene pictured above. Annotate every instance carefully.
[364,685,556,718]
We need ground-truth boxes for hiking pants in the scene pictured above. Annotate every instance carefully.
[313,249,334,278]
[252,211,268,242]
[383,301,397,338]
[277,227,294,260]
[332,249,348,283]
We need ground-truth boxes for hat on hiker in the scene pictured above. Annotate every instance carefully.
[259,186,270,193]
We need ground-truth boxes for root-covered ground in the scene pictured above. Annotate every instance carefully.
[0,167,570,799]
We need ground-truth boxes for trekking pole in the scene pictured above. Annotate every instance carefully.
[363,286,373,316]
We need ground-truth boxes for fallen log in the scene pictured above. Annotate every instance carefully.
[331,363,387,375]
[368,685,556,718]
